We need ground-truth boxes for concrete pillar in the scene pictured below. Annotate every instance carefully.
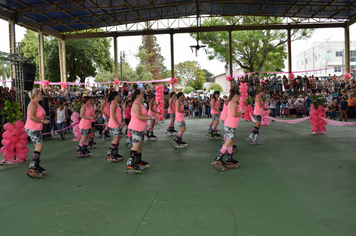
[170,32,175,92]
[58,38,67,84]
[114,36,118,79]
[228,30,233,89]
[344,25,350,73]
[9,19,15,81]
[38,30,45,83]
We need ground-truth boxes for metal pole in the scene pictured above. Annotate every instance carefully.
[58,38,67,87]
[120,51,123,81]
[8,19,15,81]
[344,25,350,73]
[38,29,45,84]
[287,26,292,93]
[114,36,118,79]
[228,30,233,89]
[170,32,175,92]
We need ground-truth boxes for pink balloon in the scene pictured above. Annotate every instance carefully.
[1,139,11,146]
[16,152,27,160]
[321,127,327,132]
[22,139,28,145]
[4,123,15,132]
[15,120,25,129]
[3,151,15,160]
[311,126,318,132]
[17,146,29,153]
[3,131,13,140]
[18,133,28,140]
[11,136,19,143]
[15,141,25,150]
[12,128,22,137]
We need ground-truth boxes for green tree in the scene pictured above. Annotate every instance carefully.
[202,69,214,82]
[136,33,166,80]
[21,29,113,83]
[191,17,313,73]
[208,83,223,92]
[183,86,194,94]
[0,60,10,85]
[175,61,206,90]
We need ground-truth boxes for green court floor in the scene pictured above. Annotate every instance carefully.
[1,118,356,236]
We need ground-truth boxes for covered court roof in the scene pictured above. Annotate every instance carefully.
[1,0,356,38]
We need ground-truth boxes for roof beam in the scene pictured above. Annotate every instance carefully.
[64,22,346,40]
[0,8,63,38]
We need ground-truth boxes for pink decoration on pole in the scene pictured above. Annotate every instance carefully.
[226,75,233,82]
[169,77,178,84]
[43,80,50,87]
[289,73,295,79]
[61,82,67,89]
[344,73,351,79]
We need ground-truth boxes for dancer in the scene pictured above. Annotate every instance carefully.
[126,89,158,174]
[166,92,178,136]
[106,91,124,163]
[170,92,189,149]
[219,89,237,153]
[124,99,133,149]
[212,88,245,171]
[246,88,269,145]
[75,93,95,157]
[25,88,50,178]
[101,96,112,141]
[146,94,160,141]
[88,97,98,149]
[207,91,222,140]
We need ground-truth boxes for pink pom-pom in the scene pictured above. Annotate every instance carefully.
[114,79,120,85]
[60,82,67,89]
[226,75,233,82]
[289,73,295,79]
[43,80,50,87]
[344,73,351,79]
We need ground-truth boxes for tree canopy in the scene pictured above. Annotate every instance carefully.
[175,61,206,90]
[208,83,223,92]
[191,17,314,73]
[21,29,113,83]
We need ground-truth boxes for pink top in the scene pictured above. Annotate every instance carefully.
[254,95,264,116]
[126,106,131,119]
[128,101,147,132]
[25,101,46,131]
[79,105,93,130]
[225,101,240,129]
[211,98,220,114]
[148,102,157,116]
[103,102,110,118]
[89,105,95,122]
[220,102,228,122]
[176,100,184,122]
[108,101,122,128]
[168,98,176,114]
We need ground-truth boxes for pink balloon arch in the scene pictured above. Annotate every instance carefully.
[1,120,29,164]
[155,85,165,121]
[71,112,82,141]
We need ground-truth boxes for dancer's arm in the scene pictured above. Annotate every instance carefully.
[169,99,175,114]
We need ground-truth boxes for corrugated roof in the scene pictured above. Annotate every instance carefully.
[0,0,355,34]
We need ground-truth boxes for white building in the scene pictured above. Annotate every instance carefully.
[295,41,356,78]
[209,67,244,93]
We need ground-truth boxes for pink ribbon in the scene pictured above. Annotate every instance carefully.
[233,68,328,78]
[0,141,12,153]
[42,122,79,135]
[0,80,11,83]
[33,78,171,86]
[268,116,311,123]
[320,117,356,126]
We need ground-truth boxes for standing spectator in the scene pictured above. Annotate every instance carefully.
[347,95,356,119]
[339,97,348,121]
[269,98,276,120]
[55,102,69,140]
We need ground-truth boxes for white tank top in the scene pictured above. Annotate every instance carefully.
[57,108,66,123]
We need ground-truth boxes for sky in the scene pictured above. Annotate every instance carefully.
[1,18,356,79]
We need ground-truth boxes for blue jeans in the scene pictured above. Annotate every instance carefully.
[57,122,67,135]
[50,118,56,132]
[276,105,281,116]
[329,111,336,119]
[206,107,211,117]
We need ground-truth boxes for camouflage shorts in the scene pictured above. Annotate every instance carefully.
[224,126,236,140]
[128,129,144,143]
[178,121,186,127]
[80,128,91,136]
[110,127,122,137]
[212,114,220,120]
[25,129,43,145]
[255,115,262,122]
[148,115,156,123]
[169,113,175,118]
[103,117,109,123]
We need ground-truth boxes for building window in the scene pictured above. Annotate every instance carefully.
[305,59,308,64]
[351,65,356,70]
[334,67,341,72]
[301,60,304,66]
[351,50,356,62]
[335,51,343,57]
[315,55,317,61]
